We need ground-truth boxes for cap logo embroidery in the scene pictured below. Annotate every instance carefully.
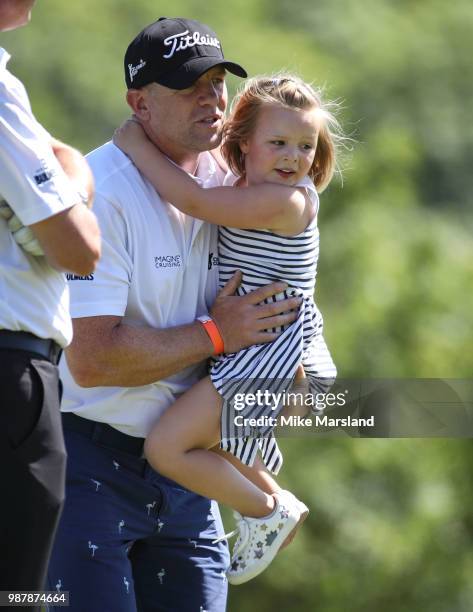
[162,30,221,59]
[128,59,147,83]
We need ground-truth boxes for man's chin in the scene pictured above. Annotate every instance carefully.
[191,133,223,153]
[207,134,223,150]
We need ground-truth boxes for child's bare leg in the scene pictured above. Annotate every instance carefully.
[144,376,274,518]
[212,448,305,549]
[211,447,282,495]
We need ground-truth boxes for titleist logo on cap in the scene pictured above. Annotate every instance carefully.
[163,30,221,59]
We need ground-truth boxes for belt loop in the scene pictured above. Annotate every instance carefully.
[51,347,63,365]
[91,422,104,443]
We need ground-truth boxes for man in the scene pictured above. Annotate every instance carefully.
[48,17,300,611]
[0,0,101,602]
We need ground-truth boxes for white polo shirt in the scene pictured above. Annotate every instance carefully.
[0,48,79,347]
[60,142,223,437]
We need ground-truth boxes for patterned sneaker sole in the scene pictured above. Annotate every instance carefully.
[227,509,300,585]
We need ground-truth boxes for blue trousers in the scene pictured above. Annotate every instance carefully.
[47,426,229,612]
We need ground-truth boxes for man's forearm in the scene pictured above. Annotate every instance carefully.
[67,274,303,388]
[66,316,214,388]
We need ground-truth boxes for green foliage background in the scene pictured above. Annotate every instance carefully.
[3,1,473,610]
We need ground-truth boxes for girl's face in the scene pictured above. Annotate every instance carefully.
[239,104,320,187]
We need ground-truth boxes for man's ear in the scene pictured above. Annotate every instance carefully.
[126,89,150,121]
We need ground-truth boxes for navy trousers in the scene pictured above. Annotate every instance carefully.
[47,423,229,612]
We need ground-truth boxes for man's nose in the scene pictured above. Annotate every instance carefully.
[197,81,220,103]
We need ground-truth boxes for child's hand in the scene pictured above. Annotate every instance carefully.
[113,118,148,156]
[284,365,309,414]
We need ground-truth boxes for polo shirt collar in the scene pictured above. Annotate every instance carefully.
[0,48,11,71]
[195,152,218,187]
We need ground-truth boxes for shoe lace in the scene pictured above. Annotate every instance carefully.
[212,512,250,556]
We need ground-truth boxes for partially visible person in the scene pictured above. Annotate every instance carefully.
[115,73,339,584]
[0,0,101,603]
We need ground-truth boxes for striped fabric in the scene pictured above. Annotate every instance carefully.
[210,176,337,474]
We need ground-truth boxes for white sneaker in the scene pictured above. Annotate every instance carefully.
[280,490,309,548]
[282,490,309,522]
[224,492,300,585]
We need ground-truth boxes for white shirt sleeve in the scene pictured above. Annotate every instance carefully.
[0,64,78,225]
[68,193,132,318]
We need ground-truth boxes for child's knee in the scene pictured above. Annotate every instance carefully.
[144,429,172,472]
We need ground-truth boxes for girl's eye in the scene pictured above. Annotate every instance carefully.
[302,144,314,151]
[271,140,285,146]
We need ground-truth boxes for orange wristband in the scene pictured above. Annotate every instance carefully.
[197,315,225,355]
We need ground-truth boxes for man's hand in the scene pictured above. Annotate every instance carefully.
[210,271,302,353]
[0,199,44,256]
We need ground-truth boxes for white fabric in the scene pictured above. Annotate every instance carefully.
[0,48,80,347]
[60,142,224,437]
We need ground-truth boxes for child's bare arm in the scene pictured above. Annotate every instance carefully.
[113,119,312,234]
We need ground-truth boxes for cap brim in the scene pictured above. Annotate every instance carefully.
[157,56,247,90]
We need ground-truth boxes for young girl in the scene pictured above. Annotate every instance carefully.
[114,74,339,584]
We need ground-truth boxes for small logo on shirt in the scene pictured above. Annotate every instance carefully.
[208,252,219,270]
[154,255,182,269]
[34,160,57,186]
[66,273,94,281]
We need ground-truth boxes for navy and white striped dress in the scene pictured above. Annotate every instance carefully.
[210,175,336,474]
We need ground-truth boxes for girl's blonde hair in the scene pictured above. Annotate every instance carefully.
[222,74,342,192]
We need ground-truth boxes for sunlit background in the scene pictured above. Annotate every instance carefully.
[3,1,473,610]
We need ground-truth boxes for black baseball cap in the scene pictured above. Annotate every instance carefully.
[124,17,247,90]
